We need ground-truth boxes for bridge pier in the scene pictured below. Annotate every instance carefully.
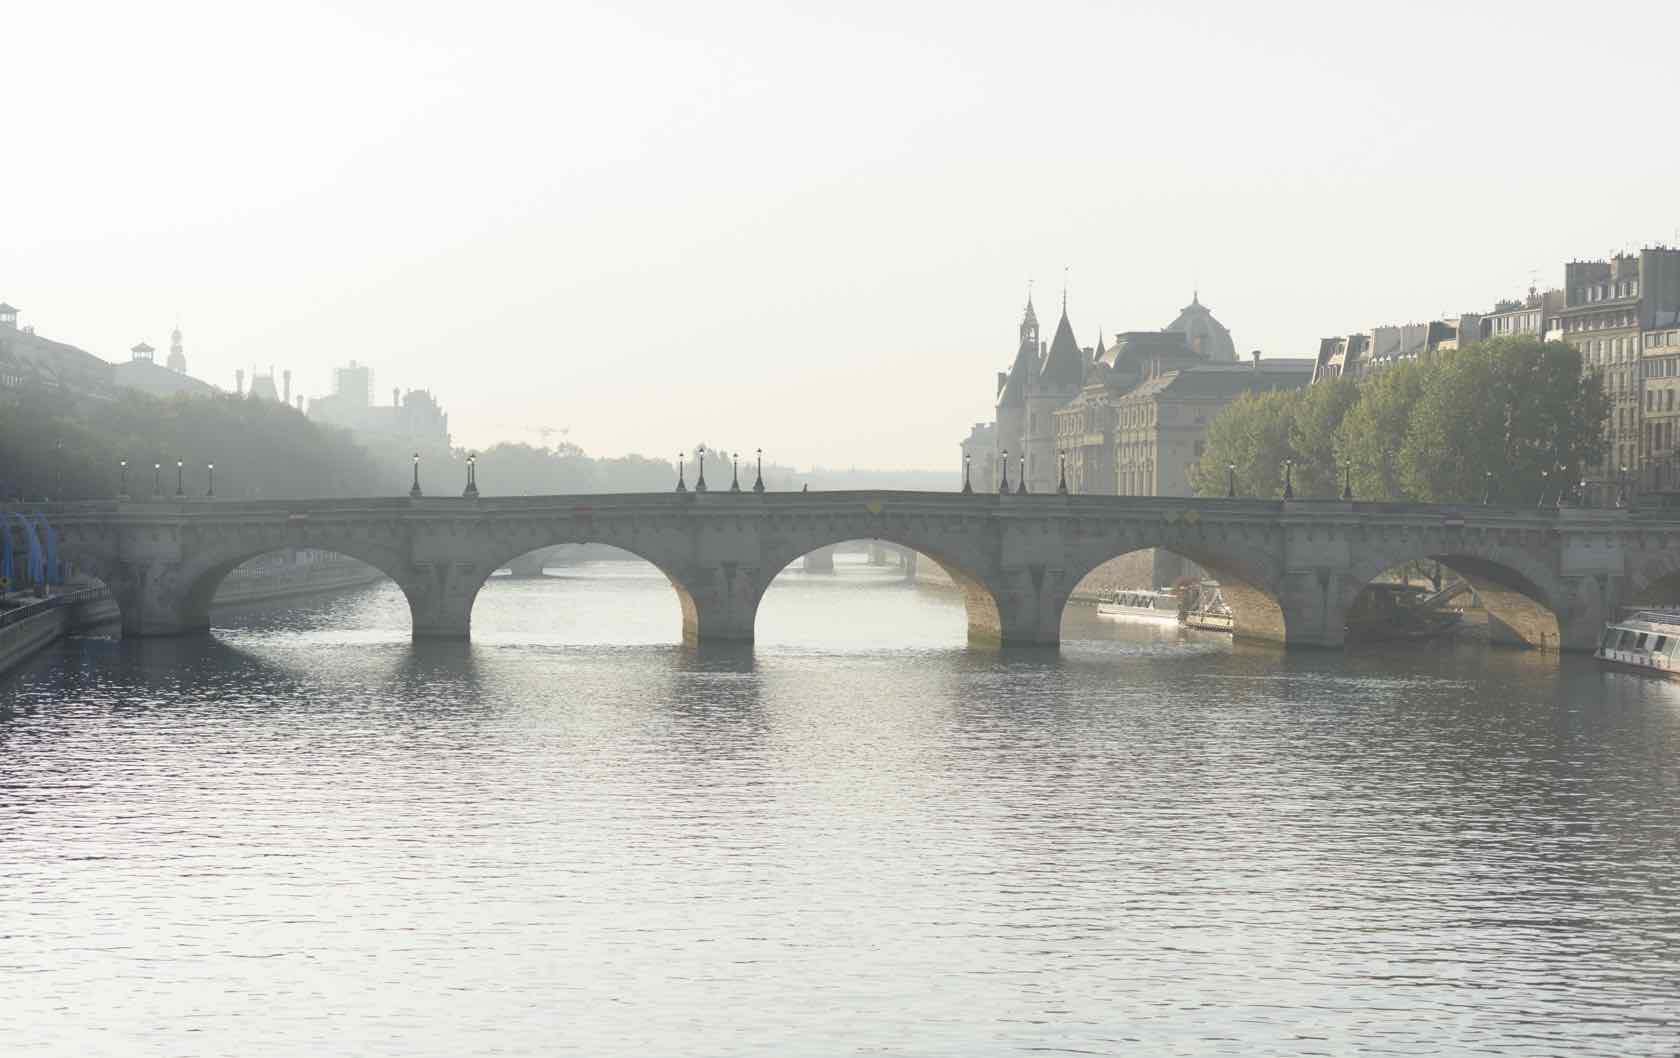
[678,562,762,644]
[406,561,489,640]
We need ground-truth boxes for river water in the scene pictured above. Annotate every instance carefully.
[3,557,1678,1056]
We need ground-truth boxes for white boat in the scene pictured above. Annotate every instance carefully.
[1096,588,1181,624]
[1595,611,1680,678]
[1181,581,1235,633]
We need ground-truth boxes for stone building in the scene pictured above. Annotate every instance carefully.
[958,421,997,492]
[0,302,116,404]
[1555,247,1680,501]
[1109,358,1314,497]
[112,328,216,399]
[1641,326,1680,491]
[308,364,452,450]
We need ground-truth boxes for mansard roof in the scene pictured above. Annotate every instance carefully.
[1039,307,1085,387]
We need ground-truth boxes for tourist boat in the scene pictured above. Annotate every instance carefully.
[1595,611,1680,678]
[1180,581,1234,633]
[1095,588,1181,624]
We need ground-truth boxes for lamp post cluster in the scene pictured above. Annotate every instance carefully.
[114,458,216,499]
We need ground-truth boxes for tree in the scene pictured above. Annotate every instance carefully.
[1194,336,1607,505]
[1289,376,1360,497]
[1333,361,1426,501]
[1399,337,1605,504]
[1189,389,1300,498]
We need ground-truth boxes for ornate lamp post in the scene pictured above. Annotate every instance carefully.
[999,448,1011,493]
[1537,468,1548,508]
[695,445,709,493]
[962,453,973,494]
[463,452,479,498]
[175,460,184,497]
[753,448,765,494]
[675,452,688,493]
[1341,459,1353,501]
[119,459,129,500]
[206,463,215,498]
[1483,470,1493,505]
[1057,454,1069,495]
[1015,453,1027,495]
[1618,464,1630,508]
[1226,462,1236,499]
[410,452,422,498]
[729,453,741,492]
[152,462,161,496]
[1282,459,1295,500]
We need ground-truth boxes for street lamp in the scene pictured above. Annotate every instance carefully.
[1537,468,1548,508]
[962,452,973,494]
[1482,470,1493,505]
[1282,459,1295,500]
[175,460,184,497]
[753,448,766,494]
[1016,453,1027,495]
[1057,454,1069,495]
[152,462,161,496]
[463,452,479,498]
[729,453,742,493]
[1618,464,1629,508]
[207,463,215,498]
[695,445,709,493]
[410,452,422,498]
[1226,462,1236,499]
[999,448,1011,493]
[675,452,688,493]
[1341,459,1353,501]
[119,459,128,500]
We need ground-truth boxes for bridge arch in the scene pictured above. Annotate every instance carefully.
[174,542,408,636]
[1061,537,1291,647]
[1344,545,1568,651]
[752,537,992,647]
[460,537,709,644]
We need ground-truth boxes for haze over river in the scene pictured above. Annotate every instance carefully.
[4,556,1678,1056]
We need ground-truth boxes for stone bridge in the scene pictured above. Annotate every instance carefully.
[35,491,1680,651]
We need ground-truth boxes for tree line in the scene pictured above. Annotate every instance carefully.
[1187,336,1609,505]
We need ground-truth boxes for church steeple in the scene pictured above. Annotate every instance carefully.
[166,325,187,373]
[1019,289,1039,347]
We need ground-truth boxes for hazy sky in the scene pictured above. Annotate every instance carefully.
[7,0,1679,468]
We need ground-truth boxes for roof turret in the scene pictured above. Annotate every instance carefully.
[1039,305,1084,387]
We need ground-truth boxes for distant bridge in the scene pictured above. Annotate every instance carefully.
[37,491,1680,651]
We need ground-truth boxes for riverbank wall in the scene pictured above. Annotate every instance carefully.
[0,588,121,677]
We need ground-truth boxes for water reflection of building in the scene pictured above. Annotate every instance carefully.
[307,360,451,448]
